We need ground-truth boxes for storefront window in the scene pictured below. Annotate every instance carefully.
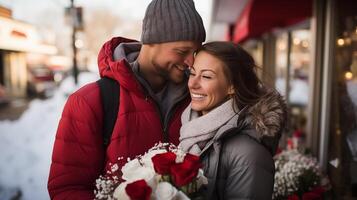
[275,29,311,149]
[0,51,4,85]
[328,1,357,198]
[242,40,263,78]
[275,33,288,96]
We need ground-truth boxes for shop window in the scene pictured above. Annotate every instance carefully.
[275,33,288,95]
[328,1,357,198]
[275,29,311,150]
[0,51,4,85]
[242,40,264,78]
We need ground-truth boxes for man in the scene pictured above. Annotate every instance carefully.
[47,0,206,199]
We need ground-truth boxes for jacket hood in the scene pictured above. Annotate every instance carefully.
[244,88,287,139]
[97,37,144,95]
[219,88,287,155]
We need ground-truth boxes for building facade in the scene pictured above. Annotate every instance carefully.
[211,0,357,198]
[0,6,57,98]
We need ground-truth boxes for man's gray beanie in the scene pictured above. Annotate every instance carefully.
[141,0,206,44]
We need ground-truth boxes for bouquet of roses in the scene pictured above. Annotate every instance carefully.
[95,143,207,200]
[273,149,330,200]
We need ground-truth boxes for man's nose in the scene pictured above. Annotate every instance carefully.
[184,54,194,67]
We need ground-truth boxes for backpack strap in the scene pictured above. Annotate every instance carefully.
[97,77,120,147]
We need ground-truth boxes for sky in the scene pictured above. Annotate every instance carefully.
[0,0,213,40]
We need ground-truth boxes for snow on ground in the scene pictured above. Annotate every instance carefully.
[0,72,99,200]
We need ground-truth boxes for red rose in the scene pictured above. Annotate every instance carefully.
[125,179,152,200]
[275,147,283,155]
[293,129,304,138]
[170,154,202,187]
[151,152,177,175]
[287,194,300,200]
[310,186,325,195]
[302,186,325,200]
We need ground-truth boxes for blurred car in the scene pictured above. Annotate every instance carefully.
[27,66,57,98]
[48,65,69,85]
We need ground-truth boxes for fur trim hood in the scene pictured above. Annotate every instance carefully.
[244,88,287,139]
[219,88,287,155]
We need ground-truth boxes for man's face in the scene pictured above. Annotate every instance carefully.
[149,41,200,84]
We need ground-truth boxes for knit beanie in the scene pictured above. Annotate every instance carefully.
[141,0,206,44]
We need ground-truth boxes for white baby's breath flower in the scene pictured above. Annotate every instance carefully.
[111,164,119,173]
[273,149,326,199]
[95,177,115,199]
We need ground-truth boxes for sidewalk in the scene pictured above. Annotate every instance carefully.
[0,98,32,121]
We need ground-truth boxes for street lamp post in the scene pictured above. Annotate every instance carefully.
[70,0,78,85]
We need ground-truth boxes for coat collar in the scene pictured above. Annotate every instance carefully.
[196,88,286,156]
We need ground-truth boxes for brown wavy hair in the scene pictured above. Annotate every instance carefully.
[196,41,265,111]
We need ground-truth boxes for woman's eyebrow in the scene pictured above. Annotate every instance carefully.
[200,69,216,74]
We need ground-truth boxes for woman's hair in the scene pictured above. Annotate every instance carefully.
[197,41,265,111]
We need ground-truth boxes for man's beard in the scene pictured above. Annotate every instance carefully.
[152,61,170,81]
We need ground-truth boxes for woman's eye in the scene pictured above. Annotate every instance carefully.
[202,75,212,79]
[189,72,196,76]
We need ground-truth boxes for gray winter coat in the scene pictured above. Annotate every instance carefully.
[200,90,287,200]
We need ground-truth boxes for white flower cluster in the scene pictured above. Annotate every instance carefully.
[94,175,119,200]
[94,143,207,200]
[273,150,322,199]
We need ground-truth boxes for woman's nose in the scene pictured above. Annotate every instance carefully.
[188,75,199,89]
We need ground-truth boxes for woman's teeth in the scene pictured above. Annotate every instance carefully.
[191,93,206,98]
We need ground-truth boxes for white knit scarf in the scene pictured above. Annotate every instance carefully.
[179,99,237,155]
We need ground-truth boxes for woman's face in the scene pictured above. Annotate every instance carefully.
[188,51,234,115]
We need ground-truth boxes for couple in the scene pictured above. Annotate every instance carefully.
[48,0,286,199]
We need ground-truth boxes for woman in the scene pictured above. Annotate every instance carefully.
[179,41,287,199]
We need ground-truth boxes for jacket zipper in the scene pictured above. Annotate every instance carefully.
[162,93,188,143]
[162,107,176,143]
[147,93,188,143]
[146,95,166,142]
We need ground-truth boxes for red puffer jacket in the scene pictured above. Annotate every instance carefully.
[48,37,190,199]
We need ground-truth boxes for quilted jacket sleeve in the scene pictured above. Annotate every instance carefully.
[221,134,275,200]
[48,83,104,200]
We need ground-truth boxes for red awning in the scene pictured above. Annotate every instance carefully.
[233,0,312,43]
